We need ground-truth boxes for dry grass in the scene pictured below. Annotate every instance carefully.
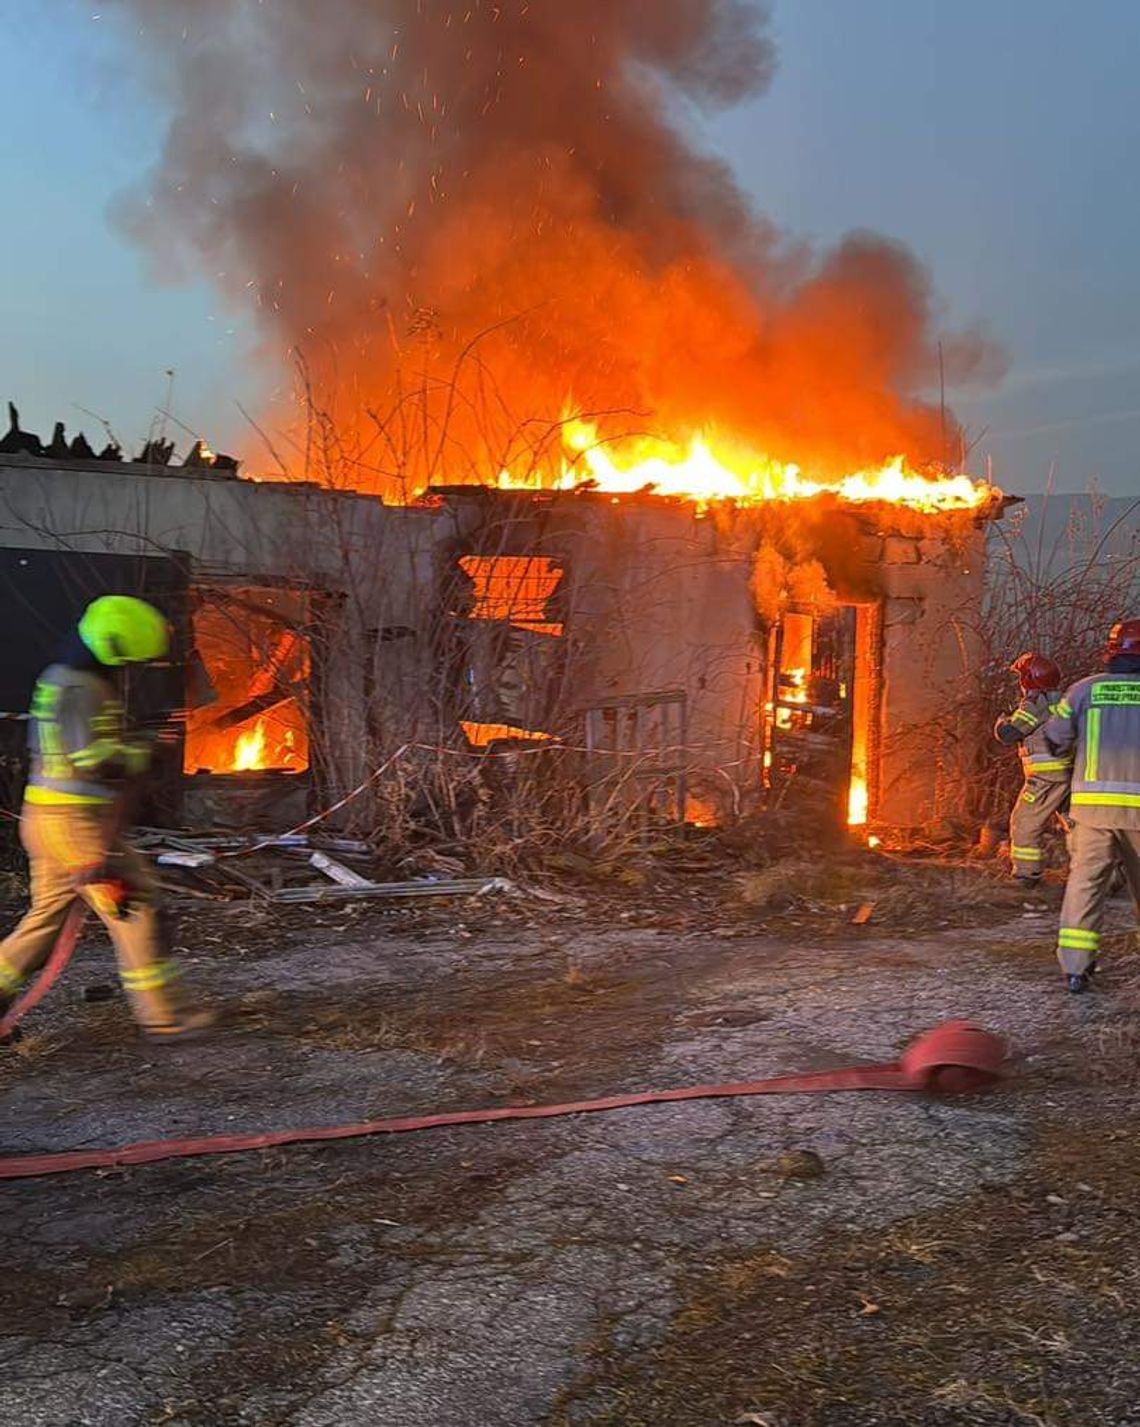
[736,853,1017,929]
[6,1029,67,1061]
[737,860,826,909]
[555,1115,1140,1427]
[1087,1016,1140,1087]
[298,1007,493,1067]
[563,960,607,991]
[930,1379,1061,1426]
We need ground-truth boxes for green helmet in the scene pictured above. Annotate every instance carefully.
[78,595,170,666]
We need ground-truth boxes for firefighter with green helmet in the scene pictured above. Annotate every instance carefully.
[0,595,212,1038]
[1044,618,1140,993]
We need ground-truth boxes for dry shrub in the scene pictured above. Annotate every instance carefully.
[862,864,1018,928]
[300,1008,492,1066]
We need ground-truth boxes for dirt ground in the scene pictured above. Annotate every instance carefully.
[2,850,1140,1427]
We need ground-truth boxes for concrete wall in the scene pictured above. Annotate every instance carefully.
[565,499,988,829]
[859,516,988,826]
[0,455,449,810]
[0,457,992,833]
[436,490,991,829]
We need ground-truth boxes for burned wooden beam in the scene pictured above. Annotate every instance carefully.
[205,687,294,732]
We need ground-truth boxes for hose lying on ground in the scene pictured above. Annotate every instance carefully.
[0,1019,1006,1181]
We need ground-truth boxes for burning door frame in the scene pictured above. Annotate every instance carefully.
[763,599,883,830]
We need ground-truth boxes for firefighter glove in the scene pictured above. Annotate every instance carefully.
[77,866,142,920]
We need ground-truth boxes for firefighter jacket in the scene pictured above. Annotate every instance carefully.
[993,689,1072,782]
[1044,666,1140,828]
[25,664,150,807]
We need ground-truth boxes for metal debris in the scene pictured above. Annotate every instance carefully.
[135,827,520,905]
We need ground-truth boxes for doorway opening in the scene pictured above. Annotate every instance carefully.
[763,603,882,828]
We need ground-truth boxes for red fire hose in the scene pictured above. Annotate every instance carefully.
[0,784,139,1045]
[0,902,88,1045]
[0,1019,1005,1182]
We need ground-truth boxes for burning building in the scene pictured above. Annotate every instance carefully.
[0,2,1013,838]
[428,435,1003,836]
[0,439,1005,841]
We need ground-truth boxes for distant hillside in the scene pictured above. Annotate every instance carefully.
[988,491,1138,586]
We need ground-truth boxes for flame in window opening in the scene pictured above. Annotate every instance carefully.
[684,793,720,828]
[232,719,268,772]
[459,720,554,747]
[183,590,312,776]
[775,662,811,731]
[458,555,565,636]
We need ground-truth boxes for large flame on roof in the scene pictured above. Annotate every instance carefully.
[498,420,996,514]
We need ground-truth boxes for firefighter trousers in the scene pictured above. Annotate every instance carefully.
[1009,775,1071,878]
[0,803,181,1028]
[1056,823,1140,975]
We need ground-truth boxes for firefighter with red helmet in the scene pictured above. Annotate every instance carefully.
[1044,619,1140,992]
[994,651,1071,882]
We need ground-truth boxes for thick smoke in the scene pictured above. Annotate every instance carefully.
[107,0,1000,488]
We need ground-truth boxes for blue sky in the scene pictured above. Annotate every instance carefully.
[1,0,1138,494]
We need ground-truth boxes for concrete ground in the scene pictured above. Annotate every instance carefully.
[1,866,1139,1426]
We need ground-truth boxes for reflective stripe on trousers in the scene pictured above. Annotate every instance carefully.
[1057,823,1140,975]
[0,803,180,1029]
[1009,776,1070,877]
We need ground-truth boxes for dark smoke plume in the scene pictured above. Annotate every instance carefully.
[106,0,1001,488]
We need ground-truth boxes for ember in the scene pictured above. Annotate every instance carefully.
[459,556,565,637]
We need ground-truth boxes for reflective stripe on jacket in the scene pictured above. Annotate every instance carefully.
[994,689,1072,780]
[1044,672,1140,826]
[25,664,148,806]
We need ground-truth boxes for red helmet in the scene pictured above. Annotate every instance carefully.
[1010,651,1061,692]
[1107,619,1140,658]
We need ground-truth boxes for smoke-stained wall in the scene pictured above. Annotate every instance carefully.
[0,457,989,832]
[437,488,992,828]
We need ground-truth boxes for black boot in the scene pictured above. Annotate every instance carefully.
[1068,972,1090,995]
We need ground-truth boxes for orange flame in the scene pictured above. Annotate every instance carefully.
[847,776,869,827]
[774,666,808,730]
[498,419,996,513]
[232,719,269,772]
